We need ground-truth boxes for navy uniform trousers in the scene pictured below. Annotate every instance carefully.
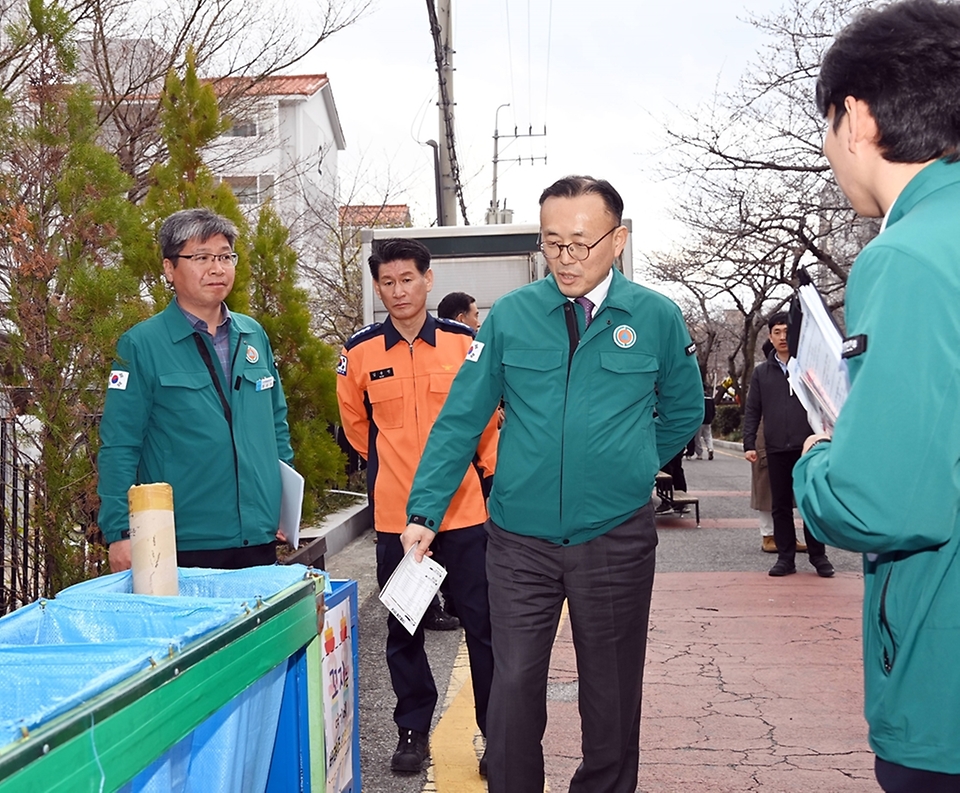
[484,502,658,793]
[375,523,493,737]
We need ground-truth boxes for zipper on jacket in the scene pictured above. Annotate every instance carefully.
[878,563,897,674]
[558,302,581,523]
[227,335,243,521]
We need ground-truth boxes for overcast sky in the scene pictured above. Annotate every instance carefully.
[305,0,792,258]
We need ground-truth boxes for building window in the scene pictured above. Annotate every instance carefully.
[222,175,275,205]
[224,118,259,137]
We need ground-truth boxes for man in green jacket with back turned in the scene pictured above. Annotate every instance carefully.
[98,208,293,573]
[402,176,703,793]
[793,2,960,790]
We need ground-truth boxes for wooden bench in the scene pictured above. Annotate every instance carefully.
[654,472,701,527]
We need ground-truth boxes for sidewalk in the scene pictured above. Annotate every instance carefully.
[544,571,873,792]
[326,447,876,792]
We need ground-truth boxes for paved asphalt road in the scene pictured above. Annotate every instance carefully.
[325,443,866,792]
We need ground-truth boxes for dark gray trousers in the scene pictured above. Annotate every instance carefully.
[484,502,658,793]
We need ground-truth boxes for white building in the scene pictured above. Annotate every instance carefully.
[205,74,346,231]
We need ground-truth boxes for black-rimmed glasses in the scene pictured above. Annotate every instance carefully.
[538,227,618,261]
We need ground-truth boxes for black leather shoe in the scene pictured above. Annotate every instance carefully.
[810,556,835,578]
[769,560,797,577]
[423,601,460,631]
[391,728,429,773]
[479,749,487,778]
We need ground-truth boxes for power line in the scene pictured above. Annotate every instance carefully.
[544,0,553,129]
[504,0,517,113]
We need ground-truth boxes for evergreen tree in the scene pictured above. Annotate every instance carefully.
[249,204,345,517]
[138,47,251,312]
[0,0,147,594]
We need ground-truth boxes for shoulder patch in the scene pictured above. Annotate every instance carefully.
[336,354,348,376]
[465,340,485,362]
[841,334,868,359]
[108,370,129,390]
[685,343,697,356]
[436,316,476,337]
[344,322,383,350]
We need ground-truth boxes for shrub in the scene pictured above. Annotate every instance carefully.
[713,404,742,439]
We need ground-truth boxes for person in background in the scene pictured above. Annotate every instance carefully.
[693,389,715,460]
[751,340,806,554]
[98,208,293,572]
[437,290,480,331]
[336,238,498,776]
[743,312,834,578]
[794,2,960,788]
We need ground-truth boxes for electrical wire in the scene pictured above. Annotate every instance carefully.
[544,0,553,131]
[504,0,517,114]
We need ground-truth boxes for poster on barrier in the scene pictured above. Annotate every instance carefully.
[322,597,355,793]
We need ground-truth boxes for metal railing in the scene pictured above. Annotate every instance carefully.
[1,417,39,614]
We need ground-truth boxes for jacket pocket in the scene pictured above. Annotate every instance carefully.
[878,564,897,675]
[594,352,658,415]
[158,371,218,419]
[427,372,456,422]
[367,378,405,429]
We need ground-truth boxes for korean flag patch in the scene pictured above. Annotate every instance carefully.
[336,354,348,376]
[465,341,485,362]
[108,371,129,390]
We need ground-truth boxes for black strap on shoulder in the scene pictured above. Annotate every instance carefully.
[193,332,232,425]
[563,302,580,367]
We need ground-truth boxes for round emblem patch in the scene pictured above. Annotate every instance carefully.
[245,345,259,364]
[613,325,637,349]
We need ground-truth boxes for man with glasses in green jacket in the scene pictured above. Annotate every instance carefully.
[98,208,293,573]
[402,176,703,793]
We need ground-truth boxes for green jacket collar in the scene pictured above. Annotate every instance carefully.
[540,267,633,317]
[159,299,258,343]
[888,157,960,229]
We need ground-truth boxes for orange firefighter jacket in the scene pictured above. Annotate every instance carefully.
[336,314,497,534]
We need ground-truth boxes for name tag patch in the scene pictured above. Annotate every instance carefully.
[370,368,394,380]
[466,341,485,362]
[108,371,129,390]
[256,376,275,391]
[841,335,868,359]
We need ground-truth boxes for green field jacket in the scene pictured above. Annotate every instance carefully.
[97,301,293,550]
[407,269,703,546]
[795,158,960,773]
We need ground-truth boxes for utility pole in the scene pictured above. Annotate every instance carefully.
[486,107,547,225]
[426,0,469,225]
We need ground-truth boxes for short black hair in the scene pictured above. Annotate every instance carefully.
[368,238,431,279]
[437,291,475,320]
[538,175,624,224]
[816,0,960,163]
[767,312,789,331]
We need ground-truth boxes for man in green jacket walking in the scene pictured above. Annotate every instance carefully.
[402,176,703,793]
[98,208,293,572]
[793,2,960,790]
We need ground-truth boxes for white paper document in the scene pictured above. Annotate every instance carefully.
[279,460,304,549]
[378,546,448,635]
[788,283,850,434]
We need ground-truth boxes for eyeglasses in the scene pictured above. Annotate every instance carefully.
[175,252,239,267]
[538,227,618,261]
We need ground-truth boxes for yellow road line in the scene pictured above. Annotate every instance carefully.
[429,601,571,792]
